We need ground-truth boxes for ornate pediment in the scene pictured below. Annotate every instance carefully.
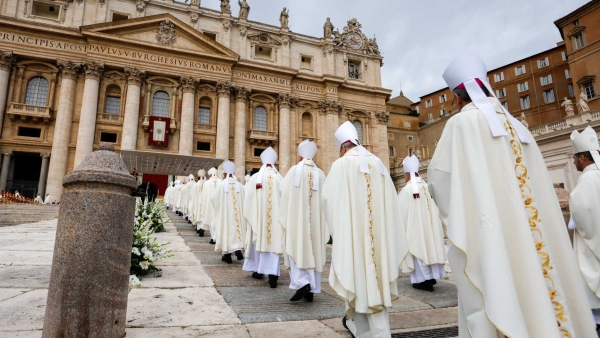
[332,18,380,56]
[81,14,238,60]
[247,33,283,46]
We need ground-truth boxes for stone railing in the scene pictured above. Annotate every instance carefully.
[248,129,277,145]
[195,124,217,133]
[530,109,600,137]
[7,103,53,123]
[98,113,123,122]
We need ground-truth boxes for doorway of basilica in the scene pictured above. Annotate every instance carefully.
[6,152,42,199]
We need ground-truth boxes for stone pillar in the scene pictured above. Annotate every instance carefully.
[233,87,250,179]
[38,153,50,196]
[278,93,296,175]
[46,60,80,202]
[0,151,12,191]
[215,81,232,159]
[375,111,390,169]
[42,143,137,338]
[318,99,342,174]
[121,67,145,151]
[179,76,198,156]
[73,61,104,168]
[0,51,15,138]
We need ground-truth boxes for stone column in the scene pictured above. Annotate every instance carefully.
[318,100,342,174]
[38,153,51,196]
[375,112,390,169]
[278,93,296,175]
[73,61,104,168]
[0,51,15,138]
[46,60,80,202]
[0,151,12,191]
[233,87,250,179]
[121,67,146,151]
[179,76,198,156]
[215,81,232,159]
[42,143,137,338]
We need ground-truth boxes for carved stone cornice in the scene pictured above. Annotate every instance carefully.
[322,45,334,57]
[239,26,247,37]
[180,76,198,93]
[40,152,51,158]
[318,99,342,115]
[190,13,199,25]
[1,150,13,157]
[0,51,16,72]
[375,111,389,124]
[234,86,251,102]
[216,81,233,98]
[57,59,79,80]
[124,67,146,86]
[278,93,297,109]
[222,20,232,32]
[81,60,104,81]
[136,0,149,13]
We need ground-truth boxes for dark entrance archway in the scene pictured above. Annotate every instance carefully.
[6,152,41,199]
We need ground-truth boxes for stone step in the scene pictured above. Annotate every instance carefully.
[0,204,59,227]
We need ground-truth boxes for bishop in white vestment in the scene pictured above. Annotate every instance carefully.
[280,140,328,302]
[399,155,446,292]
[164,181,174,209]
[190,170,206,231]
[243,147,284,288]
[323,121,408,338]
[211,161,246,264]
[44,193,52,205]
[173,180,183,215]
[34,194,43,203]
[428,51,596,337]
[569,126,600,330]
[181,174,196,221]
[199,168,220,242]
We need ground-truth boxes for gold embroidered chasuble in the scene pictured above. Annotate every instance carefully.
[198,176,221,229]
[428,98,596,338]
[211,178,247,253]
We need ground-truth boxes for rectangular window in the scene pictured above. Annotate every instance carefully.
[254,45,273,60]
[520,95,531,109]
[254,148,265,157]
[515,65,526,76]
[17,127,42,138]
[540,75,553,86]
[565,69,572,79]
[407,135,415,142]
[203,32,217,41]
[575,33,584,50]
[388,133,394,140]
[112,13,129,21]
[389,147,395,157]
[100,132,117,143]
[561,51,568,61]
[387,119,391,125]
[568,84,575,97]
[300,55,313,69]
[197,107,211,124]
[32,1,60,20]
[538,57,550,68]
[501,101,508,111]
[196,141,211,151]
[440,109,446,117]
[573,19,579,26]
[404,121,411,128]
[427,113,433,123]
[584,82,596,99]
[543,89,555,103]
[105,96,121,115]
[348,60,361,79]
[496,88,506,98]
[517,81,529,93]
[439,94,447,103]
[494,72,505,82]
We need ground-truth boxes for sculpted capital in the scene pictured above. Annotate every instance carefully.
[180,76,198,93]
[278,93,297,109]
[318,99,342,115]
[57,59,79,80]
[375,111,389,124]
[124,67,146,86]
[1,150,12,157]
[234,86,251,102]
[40,152,51,158]
[81,60,104,80]
[0,51,16,72]
[216,81,233,98]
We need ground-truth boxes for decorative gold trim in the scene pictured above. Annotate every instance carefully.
[308,171,314,241]
[364,168,378,283]
[266,175,273,245]
[231,186,242,242]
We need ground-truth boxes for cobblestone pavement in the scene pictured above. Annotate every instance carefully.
[0,210,458,337]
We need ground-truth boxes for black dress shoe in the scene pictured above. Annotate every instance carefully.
[221,254,232,264]
[209,239,216,244]
[251,272,265,279]
[304,292,314,302]
[342,316,355,338]
[290,284,311,301]
[188,220,191,224]
[268,274,278,288]
[428,279,437,286]
[235,250,244,260]
[198,229,205,237]
[413,282,434,292]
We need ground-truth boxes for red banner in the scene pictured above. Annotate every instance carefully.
[148,116,170,148]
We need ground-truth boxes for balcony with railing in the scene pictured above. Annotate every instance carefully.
[195,124,217,134]
[248,129,277,145]
[7,103,53,123]
[530,109,600,137]
[98,113,123,123]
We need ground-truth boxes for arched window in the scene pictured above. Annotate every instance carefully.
[105,85,121,115]
[253,106,268,130]
[301,112,313,137]
[25,77,49,106]
[352,120,363,144]
[197,97,212,124]
[152,91,170,117]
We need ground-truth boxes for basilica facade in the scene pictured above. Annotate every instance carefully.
[0,0,391,201]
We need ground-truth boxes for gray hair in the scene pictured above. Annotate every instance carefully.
[452,86,490,103]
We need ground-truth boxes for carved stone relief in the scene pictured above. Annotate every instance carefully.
[156,20,178,46]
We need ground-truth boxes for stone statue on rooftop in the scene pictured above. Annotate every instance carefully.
[279,7,289,29]
[578,92,590,113]
[562,97,575,116]
[238,0,250,20]
[220,0,230,14]
[323,17,334,38]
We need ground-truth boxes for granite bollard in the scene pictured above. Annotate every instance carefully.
[42,143,138,338]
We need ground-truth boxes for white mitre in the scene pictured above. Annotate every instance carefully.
[257,147,281,184]
[188,174,195,182]
[294,140,320,189]
[571,126,600,169]
[334,121,385,174]
[402,155,420,195]
[208,167,218,177]
[198,169,206,179]
[222,160,240,192]
[443,51,530,144]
